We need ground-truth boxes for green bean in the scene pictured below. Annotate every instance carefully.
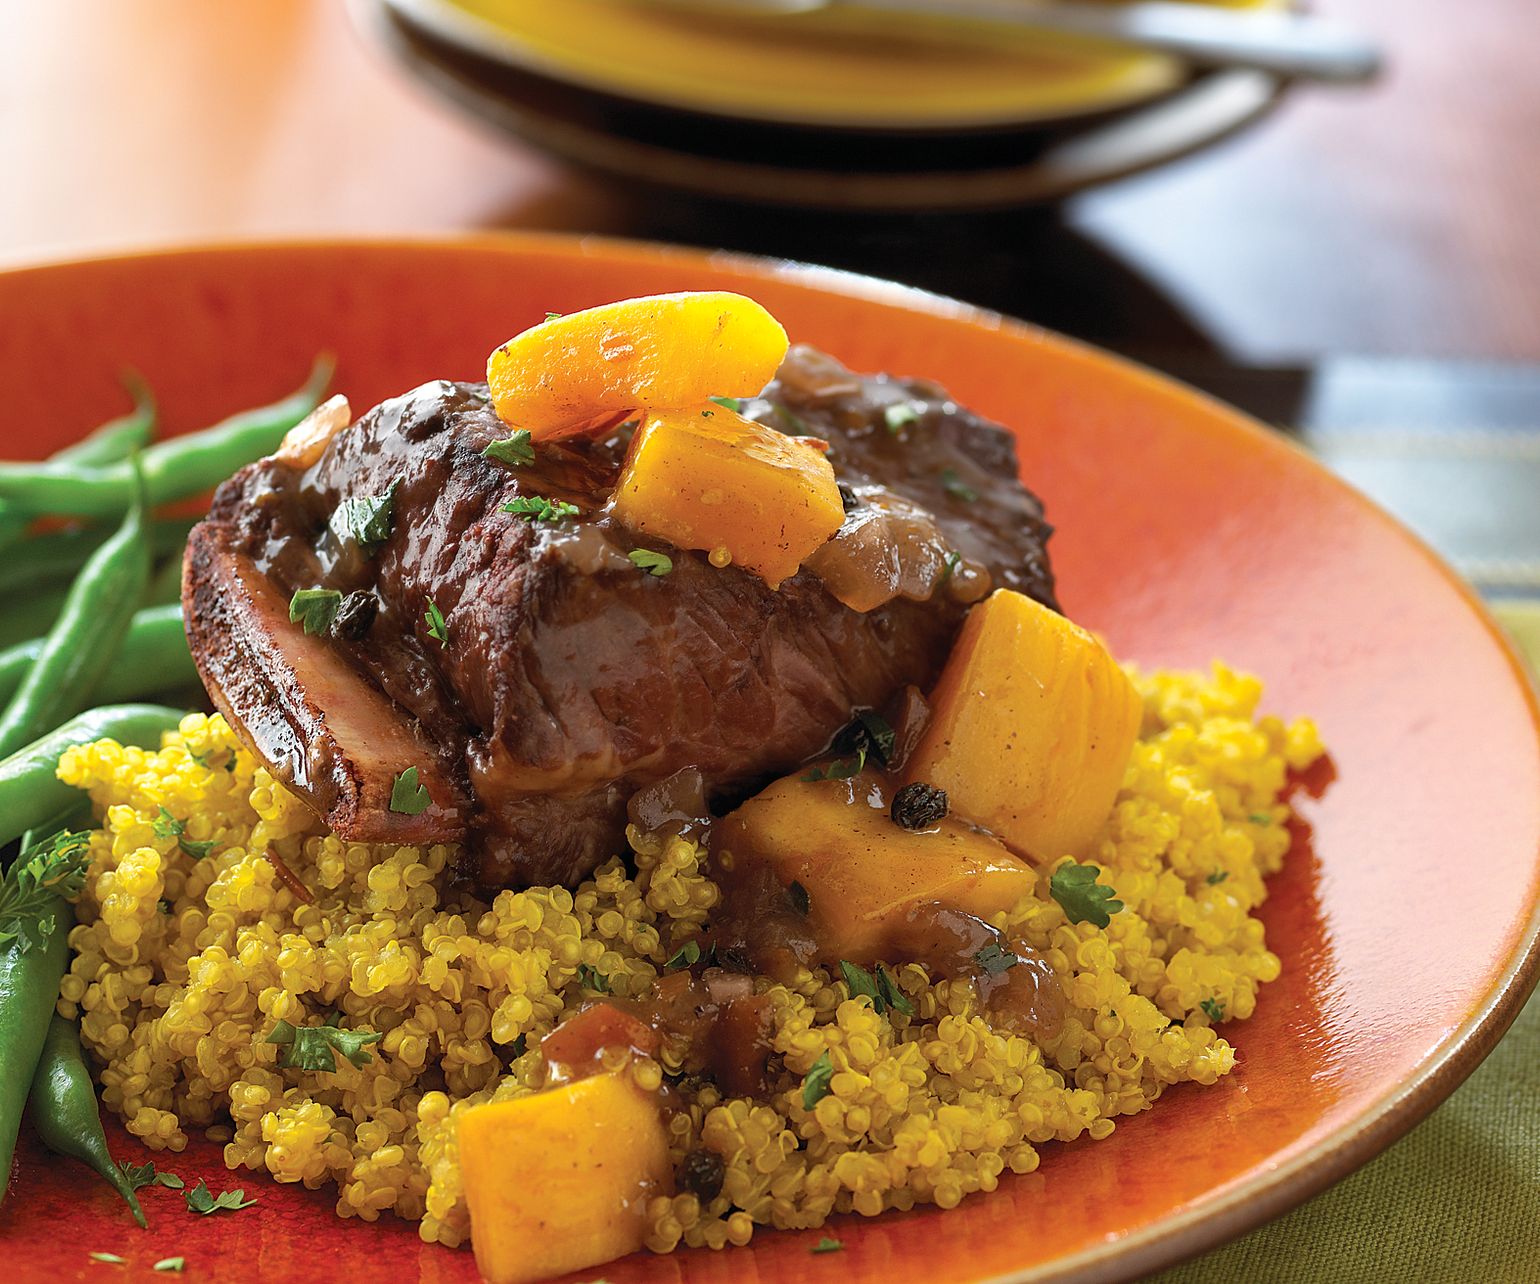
[0,518,195,602]
[28,1014,147,1227]
[0,377,156,551]
[0,898,72,1211]
[0,462,152,758]
[0,587,69,652]
[0,705,185,849]
[0,605,193,711]
[0,356,331,519]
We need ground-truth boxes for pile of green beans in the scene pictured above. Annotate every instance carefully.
[0,356,332,1226]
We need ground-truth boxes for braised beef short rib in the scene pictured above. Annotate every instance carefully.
[183,346,1057,890]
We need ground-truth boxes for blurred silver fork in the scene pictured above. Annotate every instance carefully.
[635,0,1382,84]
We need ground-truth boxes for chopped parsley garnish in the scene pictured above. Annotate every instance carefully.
[883,402,920,434]
[812,1236,844,1254]
[939,467,979,503]
[116,1157,185,1188]
[628,548,674,577]
[502,495,579,524]
[666,940,701,969]
[801,745,866,782]
[1206,870,1230,886]
[509,1033,528,1058]
[88,1253,127,1264]
[328,480,397,553]
[483,429,535,467]
[801,1050,835,1110]
[709,395,745,413]
[838,961,912,1017]
[184,1179,258,1216]
[0,829,89,953]
[973,942,1018,976]
[788,880,811,915]
[388,767,431,815]
[544,311,563,321]
[266,1013,382,1073]
[288,587,342,635]
[1049,861,1125,929]
[425,600,449,645]
[1249,812,1274,825]
[157,899,173,915]
[152,807,183,839]
[180,837,218,860]
[153,1259,186,1274]
[700,409,715,418]
[940,550,962,582]
[849,709,896,766]
[1200,997,1226,1023]
[576,963,611,993]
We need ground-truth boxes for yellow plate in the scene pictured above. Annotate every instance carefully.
[408,0,1281,130]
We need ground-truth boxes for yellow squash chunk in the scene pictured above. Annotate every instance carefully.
[905,589,1141,863]
[612,403,844,588]
[716,768,1037,960]
[487,291,789,439]
[460,1071,671,1284]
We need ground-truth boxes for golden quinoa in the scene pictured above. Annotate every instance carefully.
[53,663,1321,1253]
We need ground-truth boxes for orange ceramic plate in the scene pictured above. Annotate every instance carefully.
[0,237,1536,1283]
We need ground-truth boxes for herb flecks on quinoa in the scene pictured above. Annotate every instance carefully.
[52,666,1321,1254]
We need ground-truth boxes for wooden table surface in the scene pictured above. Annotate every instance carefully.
[2,0,1537,363]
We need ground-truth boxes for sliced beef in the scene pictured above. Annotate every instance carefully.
[183,346,1056,889]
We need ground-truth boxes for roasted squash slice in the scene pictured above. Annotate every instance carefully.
[904,589,1141,863]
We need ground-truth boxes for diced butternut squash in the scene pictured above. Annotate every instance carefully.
[487,291,788,439]
[459,1071,671,1284]
[905,589,1141,863]
[716,768,1037,961]
[612,403,845,588]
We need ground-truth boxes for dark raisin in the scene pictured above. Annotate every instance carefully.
[787,880,810,915]
[331,591,378,641]
[716,946,753,974]
[679,1147,726,1202]
[890,782,948,831]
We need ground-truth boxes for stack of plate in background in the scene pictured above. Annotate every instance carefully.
[359,0,1292,211]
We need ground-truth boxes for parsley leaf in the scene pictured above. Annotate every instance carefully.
[288,587,342,635]
[840,961,883,1009]
[118,1159,184,1192]
[939,467,979,503]
[666,940,701,969]
[847,710,896,767]
[1200,997,1226,1023]
[709,395,745,413]
[0,829,90,953]
[883,402,920,434]
[545,311,563,321]
[812,1236,844,1254]
[266,1013,382,1073]
[509,1032,528,1058]
[973,942,1018,976]
[801,1050,835,1110]
[89,1252,127,1264]
[1049,861,1125,929]
[483,429,536,467]
[876,964,914,1016]
[424,600,449,645]
[801,745,866,782]
[502,495,579,524]
[184,1179,257,1216]
[576,963,611,993]
[628,549,674,577]
[1249,812,1274,825]
[1206,870,1229,886]
[329,480,397,553]
[940,550,962,582]
[153,1259,186,1274]
[178,837,219,860]
[152,807,184,839]
[389,767,430,815]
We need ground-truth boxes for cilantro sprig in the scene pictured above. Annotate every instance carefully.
[266,1013,382,1073]
[151,807,218,860]
[801,1050,835,1110]
[1049,861,1125,929]
[118,1159,185,1192]
[838,961,913,1017]
[0,829,90,953]
[288,587,342,636]
[973,941,1018,976]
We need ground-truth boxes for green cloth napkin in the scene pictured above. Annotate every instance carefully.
[1153,602,1540,1284]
